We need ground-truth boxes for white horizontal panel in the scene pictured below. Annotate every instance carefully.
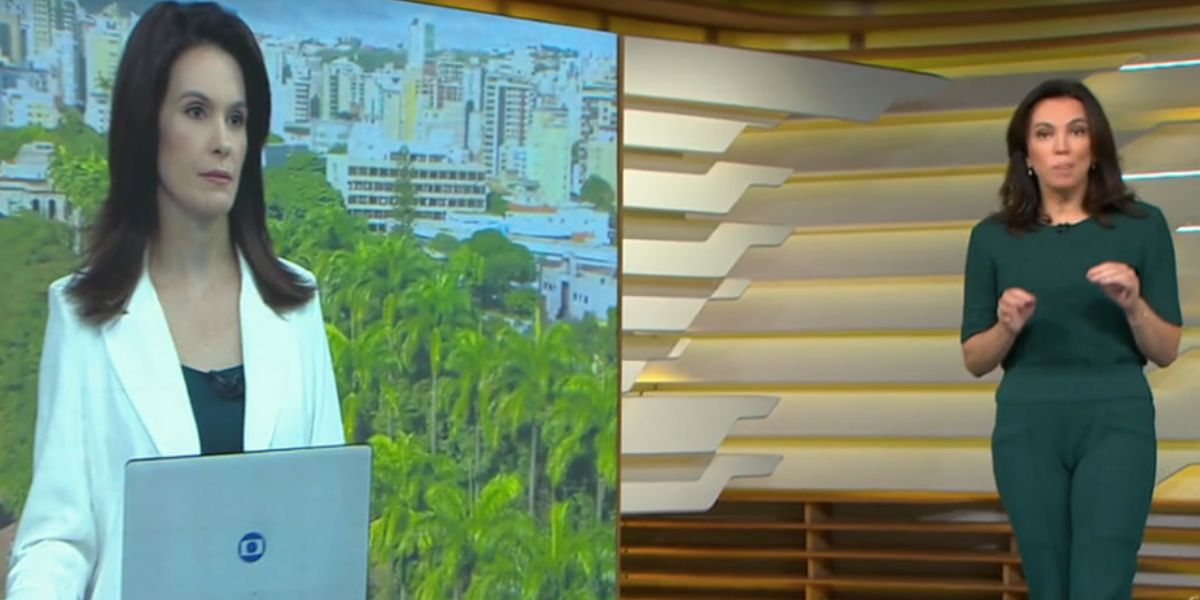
[723,118,1007,174]
[639,335,1200,386]
[622,36,946,120]
[623,109,749,154]
[727,172,1198,232]
[729,227,971,281]
[621,454,713,482]
[711,373,1198,441]
[639,335,993,385]
[711,278,751,300]
[622,360,647,393]
[1089,67,1200,124]
[622,213,719,242]
[622,296,708,332]
[886,69,1101,114]
[622,395,778,455]
[690,278,965,333]
[697,275,1200,332]
[1136,179,1200,230]
[721,389,998,439]
[723,446,1200,493]
[623,162,793,215]
[620,453,782,515]
[727,173,1002,228]
[625,223,794,278]
[728,227,1197,285]
[622,335,690,362]
[1121,122,1200,173]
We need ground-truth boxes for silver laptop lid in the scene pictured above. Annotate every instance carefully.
[122,445,371,600]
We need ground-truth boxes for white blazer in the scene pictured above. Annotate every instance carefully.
[5,253,345,600]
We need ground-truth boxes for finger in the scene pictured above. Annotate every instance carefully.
[1088,264,1133,280]
[1006,288,1036,303]
[1093,274,1134,289]
[1102,283,1130,297]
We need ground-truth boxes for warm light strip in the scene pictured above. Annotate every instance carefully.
[1119,58,1200,71]
[1123,169,1200,181]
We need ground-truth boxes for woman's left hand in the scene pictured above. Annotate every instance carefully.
[1087,261,1140,312]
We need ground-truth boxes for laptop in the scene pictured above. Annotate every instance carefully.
[121,445,371,600]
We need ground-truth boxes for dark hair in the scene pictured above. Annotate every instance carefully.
[68,1,312,324]
[997,78,1137,232]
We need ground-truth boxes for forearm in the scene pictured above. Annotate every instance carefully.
[1127,297,1182,367]
[962,322,1018,377]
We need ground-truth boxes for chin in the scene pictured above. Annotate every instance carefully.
[185,196,237,220]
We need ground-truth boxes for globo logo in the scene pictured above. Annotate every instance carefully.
[238,532,266,563]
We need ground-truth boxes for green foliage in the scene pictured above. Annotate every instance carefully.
[579,175,615,214]
[0,109,106,161]
[463,230,537,310]
[485,191,509,216]
[0,214,76,522]
[50,145,109,225]
[430,233,459,256]
[1,144,618,596]
[392,149,418,233]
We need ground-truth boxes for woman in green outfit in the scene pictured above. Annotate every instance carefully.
[960,79,1182,599]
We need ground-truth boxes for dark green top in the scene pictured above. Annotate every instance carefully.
[182,364,246,454]
[961,201,1182,403]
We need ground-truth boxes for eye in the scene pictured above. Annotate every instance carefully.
[229,112,246,128]
[1034,130,1052,139]
[185,104,205,119]
[1070,127,1088,137]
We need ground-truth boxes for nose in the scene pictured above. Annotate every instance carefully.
[1053,130,1070,153]
[212,123,232,157]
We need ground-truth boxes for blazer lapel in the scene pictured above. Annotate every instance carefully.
[103,267,200,457]
[239,252,301,451]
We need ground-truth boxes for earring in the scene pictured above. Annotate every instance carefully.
[1090,163,1097,171]
[1027,165,1034,177]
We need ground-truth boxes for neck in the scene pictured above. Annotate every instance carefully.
[149,200,237,285]
[1039,184,1087,223]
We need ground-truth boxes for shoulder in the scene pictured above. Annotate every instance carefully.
[272,257,326,327]
[46,272,85,322]
[276,257,318,288]
[1130,199,1166,222]
[42,271,105,355]
[969,212,1008,243]
[1111,199,1169,233]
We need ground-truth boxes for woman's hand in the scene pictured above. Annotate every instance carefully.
[997,287,1036,334]
[1087,261,1140,313]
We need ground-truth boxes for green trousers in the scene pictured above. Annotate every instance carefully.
[991,397,1157,600]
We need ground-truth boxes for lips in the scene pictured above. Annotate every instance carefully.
[200,170,232,184]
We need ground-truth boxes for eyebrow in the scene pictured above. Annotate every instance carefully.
[177,90,247,111]
[1033,117,1088,128]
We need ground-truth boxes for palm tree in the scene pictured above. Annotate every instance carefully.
[400,269,475,455]
[368,433,429,600]
[496,308,573,517]
[549,368,617,520]
[519,499,615,599]
[446,325,503,506]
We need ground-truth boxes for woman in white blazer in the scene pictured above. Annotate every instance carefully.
[5,3,345,598]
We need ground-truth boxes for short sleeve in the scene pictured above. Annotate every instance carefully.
[1139,205,1182,326]
[961,222,999,342]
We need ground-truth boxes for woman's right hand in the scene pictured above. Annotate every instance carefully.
[996,287,1036,334]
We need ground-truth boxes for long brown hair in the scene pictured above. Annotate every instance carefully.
[67,1,313,325]
[997,78,1138,232]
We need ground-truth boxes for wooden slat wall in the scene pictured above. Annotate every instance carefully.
[620,491,1200,599]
